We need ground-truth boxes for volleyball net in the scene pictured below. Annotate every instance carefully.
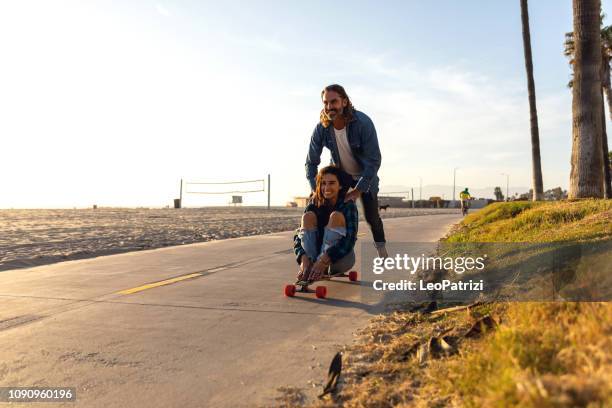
[177,176,270,207]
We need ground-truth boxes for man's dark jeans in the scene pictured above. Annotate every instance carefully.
[360,191,386,247]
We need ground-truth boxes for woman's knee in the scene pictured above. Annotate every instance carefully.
[301,211,317,229]
[327,211,346,228]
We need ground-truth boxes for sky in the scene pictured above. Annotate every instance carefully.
[1,0,610,208]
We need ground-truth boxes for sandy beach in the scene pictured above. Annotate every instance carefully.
[0,206,459,272]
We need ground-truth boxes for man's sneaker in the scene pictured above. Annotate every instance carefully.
[376,245,389,259]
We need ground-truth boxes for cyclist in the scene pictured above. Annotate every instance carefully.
[459,188,471,215]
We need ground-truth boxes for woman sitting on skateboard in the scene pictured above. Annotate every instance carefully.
[293,165,358,281]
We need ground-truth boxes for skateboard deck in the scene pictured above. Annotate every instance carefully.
[284,270,359,298]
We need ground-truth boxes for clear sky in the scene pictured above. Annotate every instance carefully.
[1,0,609,207]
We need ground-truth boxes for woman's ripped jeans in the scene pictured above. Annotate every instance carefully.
[298,226,355,274]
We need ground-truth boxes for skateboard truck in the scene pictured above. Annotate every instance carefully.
[284,268,358,299]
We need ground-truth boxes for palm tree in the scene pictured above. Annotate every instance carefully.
[520,0,545,201]
[600,26,612,116]
[601,96,612,198]
[565,21,612,198]
[569,0,605,198]
[599,26,612,197]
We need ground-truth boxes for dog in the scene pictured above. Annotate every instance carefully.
[379,204,390,211]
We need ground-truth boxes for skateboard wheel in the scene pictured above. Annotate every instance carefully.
[315,286,327,299]
[284,284,296,297]
[348,271,358,282]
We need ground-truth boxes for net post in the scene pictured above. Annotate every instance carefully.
[267,174,271,210]
[179,178,183,208]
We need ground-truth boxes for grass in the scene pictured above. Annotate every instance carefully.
[314,199,612,408]
[448,199,611,243]
[429,302,611,407]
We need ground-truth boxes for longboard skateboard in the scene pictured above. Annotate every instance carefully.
[284,270,358,299]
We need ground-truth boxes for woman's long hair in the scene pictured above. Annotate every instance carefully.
[312,165,351,207]
[319,84,355,128]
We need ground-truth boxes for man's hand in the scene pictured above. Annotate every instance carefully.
[298,256,313,280]
[344,188,362,203]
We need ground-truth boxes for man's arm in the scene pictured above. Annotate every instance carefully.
[306,125,324,191]
[353,117,382,193]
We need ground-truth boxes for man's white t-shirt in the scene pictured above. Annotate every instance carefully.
[333,127,362,178]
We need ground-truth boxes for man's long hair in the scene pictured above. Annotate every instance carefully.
[319,84,355,128]
[312,165,351,207]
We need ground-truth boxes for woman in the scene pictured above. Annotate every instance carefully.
[293,165,359,281]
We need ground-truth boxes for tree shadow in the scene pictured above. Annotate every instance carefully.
[426,240,611,302]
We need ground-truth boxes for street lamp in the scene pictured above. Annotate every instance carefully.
[501,173,510,201]
[419,177,422,202]
[452,168,458,203]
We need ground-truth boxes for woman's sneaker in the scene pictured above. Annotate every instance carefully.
[298,264,319,282]
[328,267,348,278]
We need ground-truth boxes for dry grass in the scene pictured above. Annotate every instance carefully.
[314,199,612,408]
[427,302,612,407]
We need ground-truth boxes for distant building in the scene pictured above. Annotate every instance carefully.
[378,196,408,207]
[429,196,443,208]
[293,196,310,207]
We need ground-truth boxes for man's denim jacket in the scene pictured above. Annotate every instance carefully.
[305,110,381,194]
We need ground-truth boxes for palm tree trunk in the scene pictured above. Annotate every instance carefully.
[604,63,612,118]
[569,0,605,198]
[601,63,612,197]
[520,0,544,201]
[601,97,612,197]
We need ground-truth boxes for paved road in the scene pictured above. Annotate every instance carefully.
[0,214,461,407]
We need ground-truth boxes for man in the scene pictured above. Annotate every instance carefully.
[305,84,388,258]
[459,188,471,215]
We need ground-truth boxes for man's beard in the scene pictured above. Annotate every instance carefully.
[326,110,340,120]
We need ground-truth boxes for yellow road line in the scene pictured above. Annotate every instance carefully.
[117,272,203,295]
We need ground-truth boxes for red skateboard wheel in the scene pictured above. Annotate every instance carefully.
[348,271,358,282]
[315,286,327,299]
[284,284,296,297]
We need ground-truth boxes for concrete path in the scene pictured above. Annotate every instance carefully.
[0,214,461,407]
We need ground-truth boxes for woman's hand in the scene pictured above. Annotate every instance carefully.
[298,256,313,280]
[310,255,331,281]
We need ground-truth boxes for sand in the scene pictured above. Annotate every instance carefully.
[0,206,459,272]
